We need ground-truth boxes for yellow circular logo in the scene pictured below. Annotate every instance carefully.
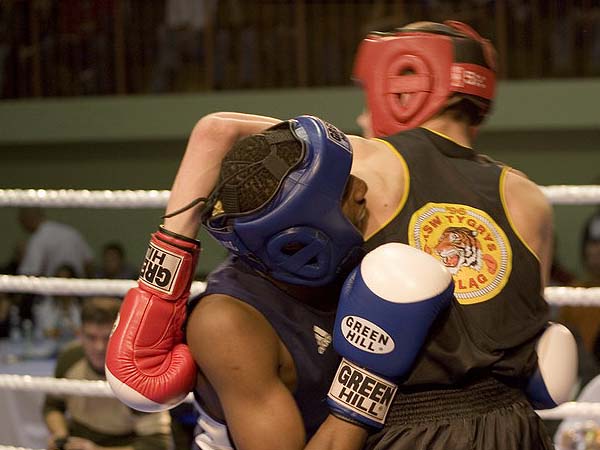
[408,203,512,304]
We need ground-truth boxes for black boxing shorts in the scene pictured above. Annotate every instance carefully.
[364,377,554,450]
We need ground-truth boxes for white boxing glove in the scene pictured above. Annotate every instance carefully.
[526,322,578,409]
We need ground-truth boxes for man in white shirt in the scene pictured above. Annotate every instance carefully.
[16,208,94,339]
[17,207,94,278]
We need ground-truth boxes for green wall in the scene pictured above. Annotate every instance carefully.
[0,80,598,278]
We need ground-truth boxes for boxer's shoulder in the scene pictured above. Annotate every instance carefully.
[187,293,282,367]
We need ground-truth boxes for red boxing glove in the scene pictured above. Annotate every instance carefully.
[106,226,200,412]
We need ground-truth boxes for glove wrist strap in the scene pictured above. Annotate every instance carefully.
[158,225,201,248]
[138,228,200,300]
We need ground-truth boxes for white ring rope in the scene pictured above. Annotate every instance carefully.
[0,374,194,402]
[0,374,596,419]
[0,189,170,208]
[0,186,599,207]
[0,446,44,450]
[0,275,596,306]
[537,402,600,420]
[0,375,113,397]
[544,287,600,307]
[541,185,600,205]
[0,275,207,297]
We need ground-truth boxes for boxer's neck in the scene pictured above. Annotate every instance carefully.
[421,116,474,149]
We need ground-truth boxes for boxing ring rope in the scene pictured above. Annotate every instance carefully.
[1,185,599,207]
[0,374,194,402]
[0,189,170,208]
[0,184,599,450]
[0,446,44,450]
[0,275,597,306]
[543,287,600,307]
[0,373,596,419]
[0,374,114,397]
[0,275,207,298]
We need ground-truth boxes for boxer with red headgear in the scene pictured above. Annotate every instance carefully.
[341,20,576,450]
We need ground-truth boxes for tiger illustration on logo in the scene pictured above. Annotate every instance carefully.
[433,227,482,274]
[410,202,512,304]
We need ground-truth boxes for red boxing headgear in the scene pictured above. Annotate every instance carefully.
[353,20,497,137]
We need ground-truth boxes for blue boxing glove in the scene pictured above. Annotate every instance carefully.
[327,243,454,429]
[526,322,578,409]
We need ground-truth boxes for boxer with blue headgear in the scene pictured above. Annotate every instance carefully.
[180,114,373,450]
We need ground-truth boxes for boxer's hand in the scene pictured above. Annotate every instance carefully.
[327,243,454,429]
[106,226,200,412]
[48,433,68,450]
[63,437,97,450]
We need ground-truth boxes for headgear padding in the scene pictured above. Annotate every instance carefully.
[353,20,497,137]
[203,115,364,286]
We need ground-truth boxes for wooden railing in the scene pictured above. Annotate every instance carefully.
[1,0,598,99]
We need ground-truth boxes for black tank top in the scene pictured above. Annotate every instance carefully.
[366,127,549,386]
[190,256,341,439]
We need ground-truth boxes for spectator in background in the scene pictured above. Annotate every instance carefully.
[545,231,599,438]
[43,297,172,450]
[550,237,577,287]
[2,240,26,276]
[213,0,258,89]
[95,242,136,280]
[0,292,11,339]
[559,210,600,364]
[17,207,93,330]
[585,6,600,76]
[578,210,600,289]
[556,210,600,405]
[0,241,26,337]
[34,264,82,347]
[0,0,14,97]
[17,207,94,278]
[554,374,600,450]
[150,0,218,92]
[578,209,600,369]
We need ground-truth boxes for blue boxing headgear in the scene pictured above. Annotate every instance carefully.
[202,115,365,286]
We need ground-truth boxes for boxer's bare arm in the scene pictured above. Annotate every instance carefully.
[187,296,368,450]
[348,135,407,238]
[187,295,306,450]
[164,112,281,238]
[503,169,553,288]
[44,410,69,446]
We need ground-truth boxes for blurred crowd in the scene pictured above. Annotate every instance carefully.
[2,0,600,98]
